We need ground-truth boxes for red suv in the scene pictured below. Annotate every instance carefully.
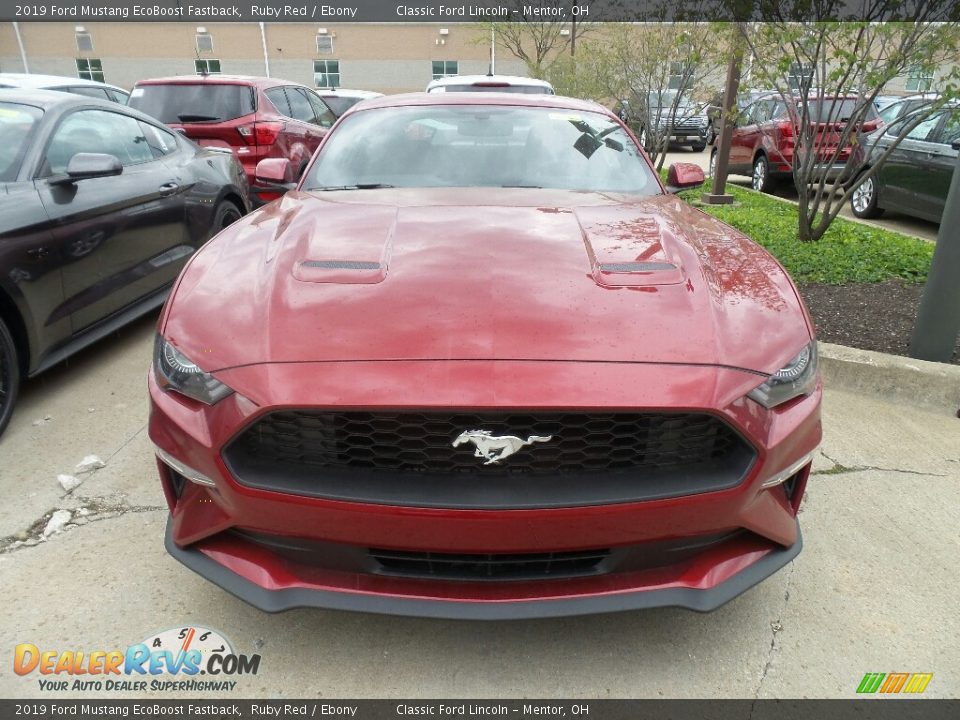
[712,94,881,192]
[130,75,336,205]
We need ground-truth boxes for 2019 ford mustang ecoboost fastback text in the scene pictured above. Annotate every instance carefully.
[149,93,821,619]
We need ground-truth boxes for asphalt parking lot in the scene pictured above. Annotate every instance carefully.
[0,313,957,699]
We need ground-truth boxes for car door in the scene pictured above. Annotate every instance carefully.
[877,112,943,217]
[34,107,189,332]
[729,101,763,171]
[923,110,959,222]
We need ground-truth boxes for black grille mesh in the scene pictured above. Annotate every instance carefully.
[228,410,742,476]
[369,548,610,580]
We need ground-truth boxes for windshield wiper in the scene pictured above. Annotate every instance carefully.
[177,114,220,122]
[309,183,395,191]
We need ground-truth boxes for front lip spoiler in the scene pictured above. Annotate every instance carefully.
[164,518,802,620]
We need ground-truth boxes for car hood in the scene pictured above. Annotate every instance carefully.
[162,188,811,375]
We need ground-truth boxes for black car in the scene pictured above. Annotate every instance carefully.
[0,89,250,435]
[850,104,958,223]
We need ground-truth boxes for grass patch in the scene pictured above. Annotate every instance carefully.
[674,183,934,285]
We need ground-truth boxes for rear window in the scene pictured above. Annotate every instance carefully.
[129,83,256,123]
[0,102,42,181]
[322,96,361,116]
[807,99,879,123]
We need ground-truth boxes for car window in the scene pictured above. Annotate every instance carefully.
[265,87,291,116]
[936,110,960,146]
[129,83,256,124]
[0,102,43,182]
[59,86,111,101]
[304,105,660,195]
[43,109,155,175]
[286,87,318,124]
[138,121,179,157]
[321,95,358,117]
[878,101,903,125]
[904,113,942,141]
[111,89,130,105]
[305,90,336,128]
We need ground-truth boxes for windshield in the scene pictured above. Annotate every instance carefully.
[323,96,362,116]
[303,105,659,194]
[129,83,256,123]
[0,102,42,181]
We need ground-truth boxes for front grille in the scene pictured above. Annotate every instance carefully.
[223,410,755,509]
[369,548,611,581]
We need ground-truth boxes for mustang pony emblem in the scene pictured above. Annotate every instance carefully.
[452,429,554,465]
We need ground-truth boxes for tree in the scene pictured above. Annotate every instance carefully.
[475,2,594,78]
[737,5,960,242]
[549,23,723,170]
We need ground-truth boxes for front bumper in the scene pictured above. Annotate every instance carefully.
[165,516,802,618]
[150,359,821,618]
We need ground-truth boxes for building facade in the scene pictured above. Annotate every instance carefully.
[0,22,526,92]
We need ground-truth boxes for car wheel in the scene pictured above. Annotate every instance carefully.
[692,140,707,153]
[639,128,649,151]
[709,150,718,178]
[0,317,20,438]
[850,173,884,219]
[752,154,778,193]
[212,201,243,235]
[705,126,716,146]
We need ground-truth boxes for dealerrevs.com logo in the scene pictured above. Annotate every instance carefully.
[14,626,261,692]
[856,672,933,695]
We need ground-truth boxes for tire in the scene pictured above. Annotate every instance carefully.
[211,200,243,236]
[0,317,20,438]
[850,172,884,219]
[691,140,707,153]
[709,149,718,178]
[752,154,778,193]
[705,126,716,146]
[639,128,649,151]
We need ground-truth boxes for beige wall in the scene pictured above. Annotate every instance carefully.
[0,22,525,93]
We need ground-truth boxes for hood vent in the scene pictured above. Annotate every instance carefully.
[598,262,677,273]
[302,260,382,271]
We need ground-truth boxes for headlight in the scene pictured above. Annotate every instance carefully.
[154,335,234,405]
[747,341,818,409]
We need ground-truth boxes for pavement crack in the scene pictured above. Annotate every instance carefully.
[750,561,796,713]
[813,451,946,478]
[106,423,148,463]
[1,495,165,554]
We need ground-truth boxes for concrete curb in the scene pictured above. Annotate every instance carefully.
[819,341,960,413]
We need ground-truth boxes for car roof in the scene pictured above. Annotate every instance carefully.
[315,88,383,98]
[135,74,281,87]
[426,75,554,91]
[351,92,612,115]
[0,72,126,92]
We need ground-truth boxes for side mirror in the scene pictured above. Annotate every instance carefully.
[665,162,705,193]
[255,158,296,191]
[49,153,123,186]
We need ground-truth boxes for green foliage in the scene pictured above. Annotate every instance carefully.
[677,185,934,285]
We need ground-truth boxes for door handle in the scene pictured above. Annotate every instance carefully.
[158,182,180,197]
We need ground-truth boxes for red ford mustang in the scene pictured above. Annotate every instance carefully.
[149,93,821,618]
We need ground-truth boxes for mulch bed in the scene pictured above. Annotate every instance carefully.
[799,280,960,365]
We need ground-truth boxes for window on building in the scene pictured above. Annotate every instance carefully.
[432,60,459,80]
[76,58,104,82]
[76,32,93,52]
[905,66,935,93]
[313,60,340,88]
[196,33,214,53]
[787,62,815,91]
[316,35,334,54]
[195,59,221,75]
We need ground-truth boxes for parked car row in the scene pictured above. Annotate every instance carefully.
[704,89,956,225]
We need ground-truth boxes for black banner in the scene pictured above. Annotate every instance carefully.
[2,700,959,720]
[1,0,958,23]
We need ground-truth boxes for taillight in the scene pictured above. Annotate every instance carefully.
[237,121,282,147]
